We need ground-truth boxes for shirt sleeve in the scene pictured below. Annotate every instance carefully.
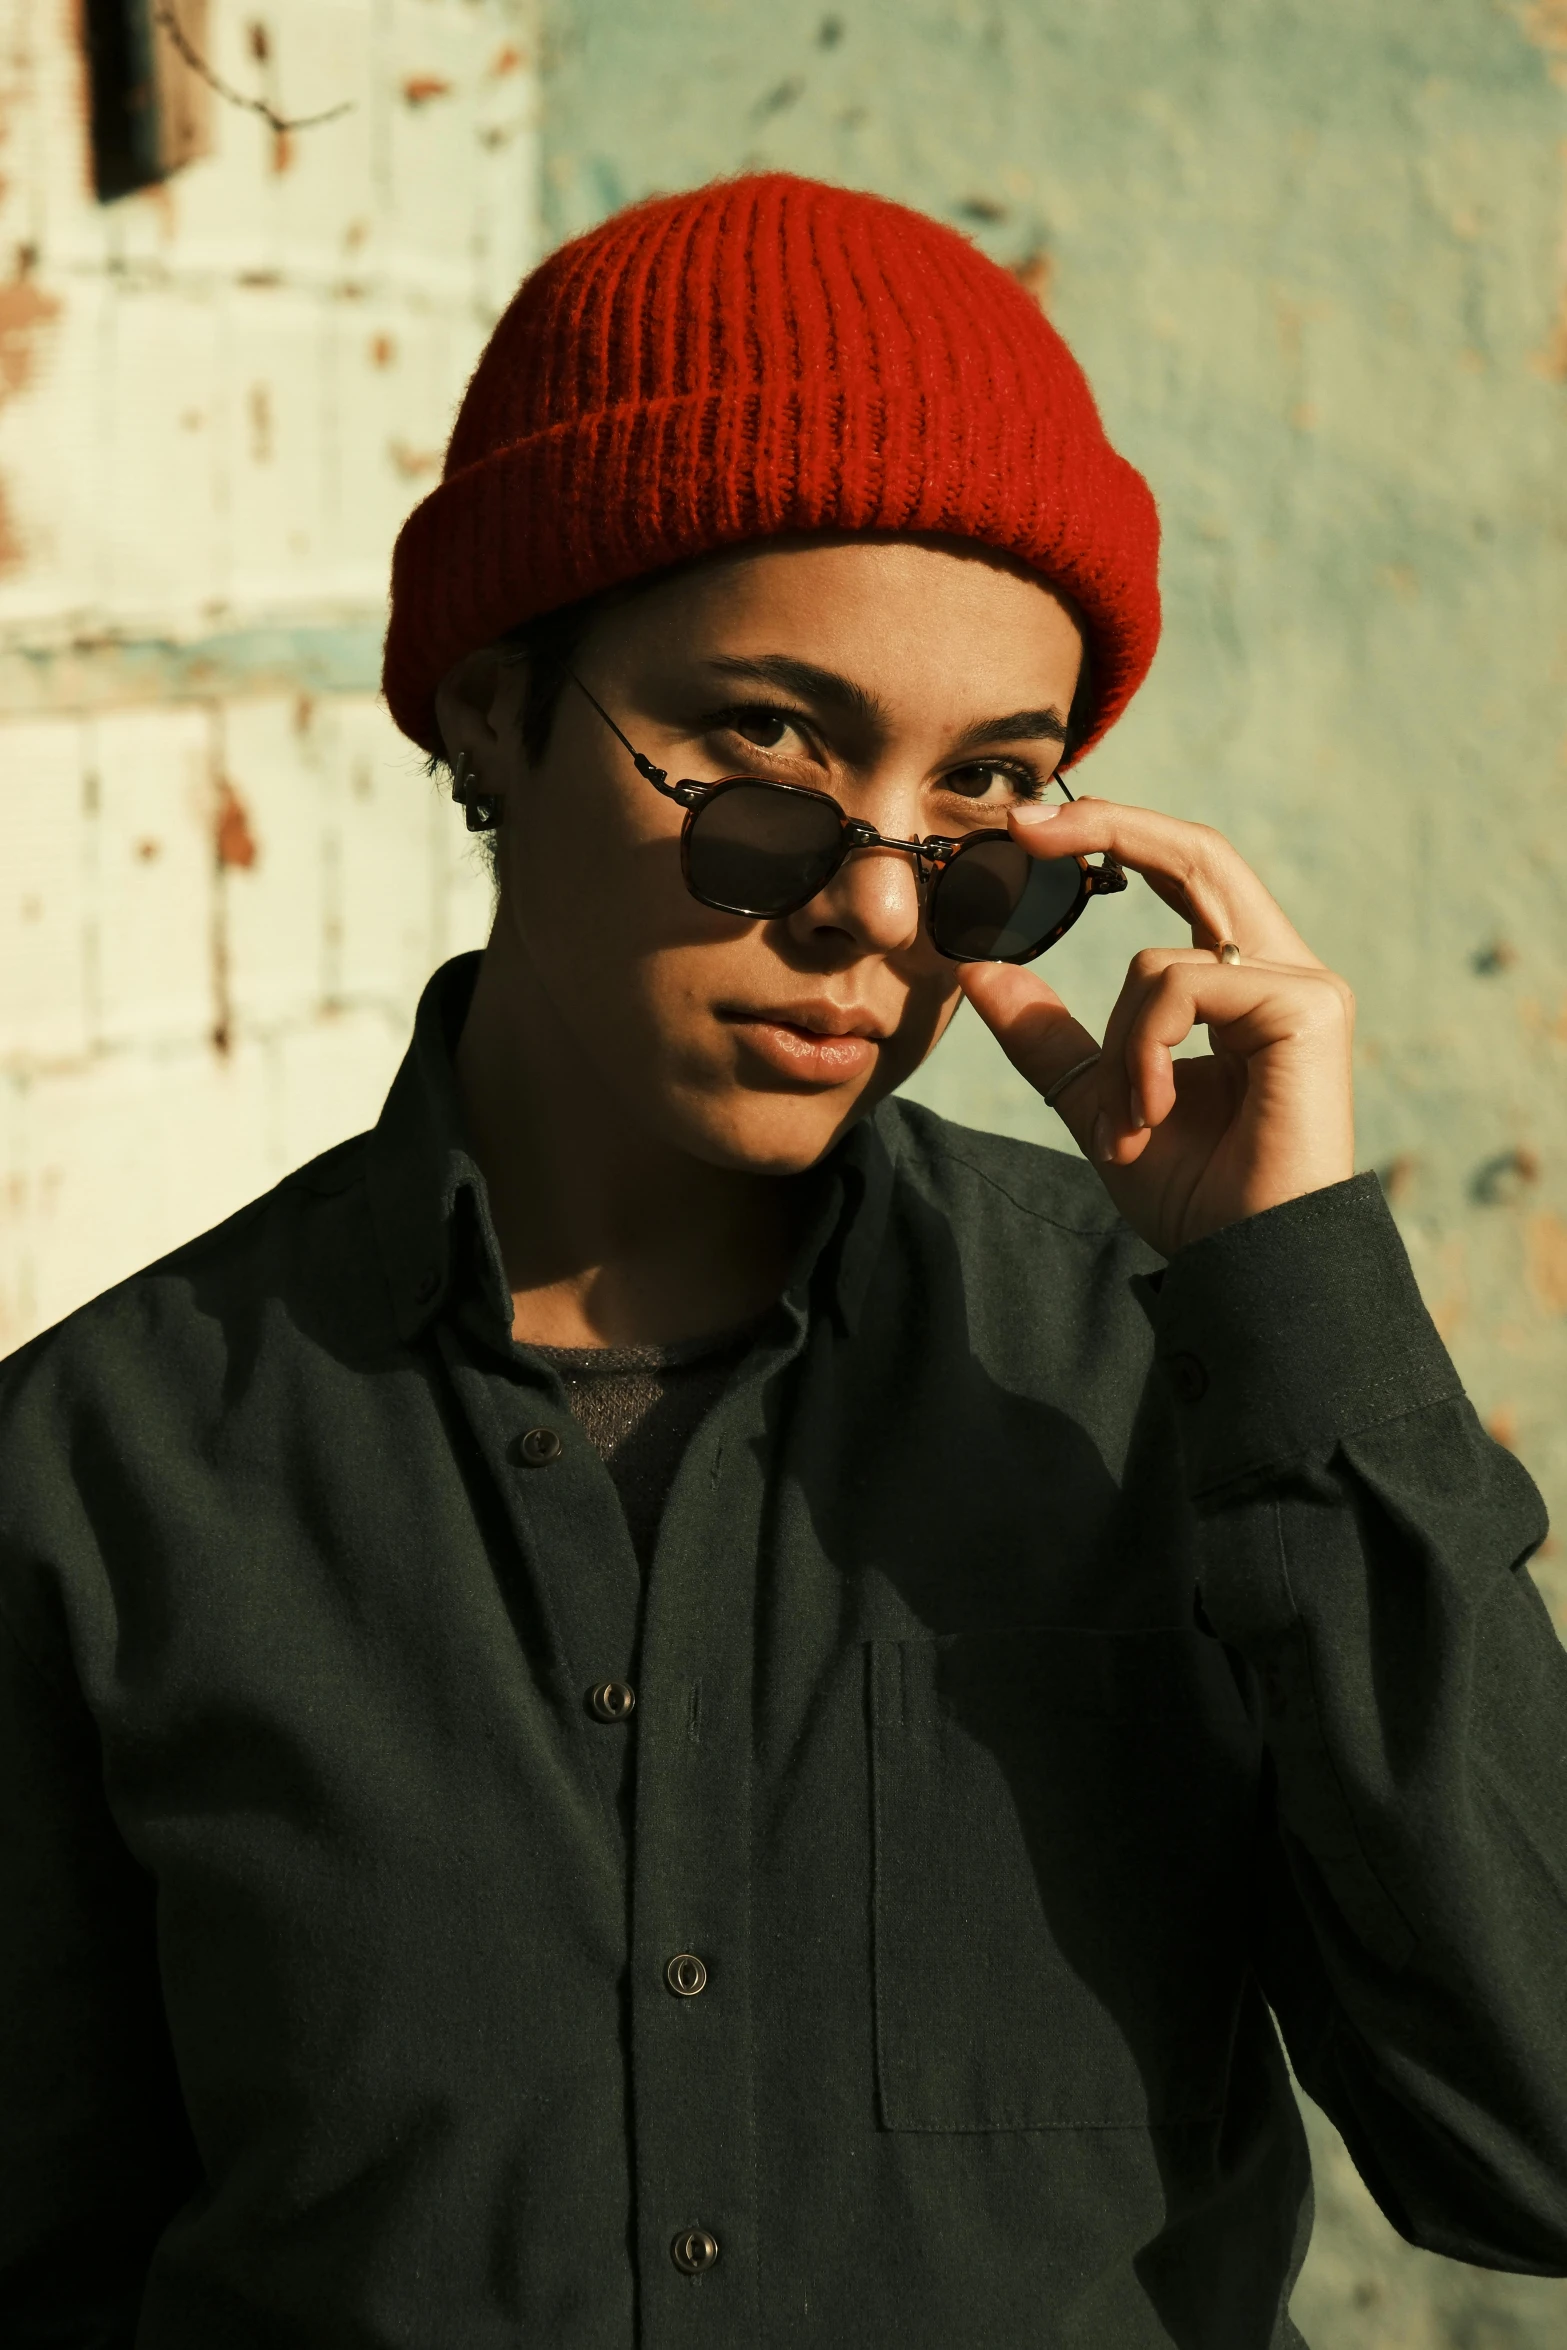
[1145,1173,1567,2275]
[0,1583,198,2345]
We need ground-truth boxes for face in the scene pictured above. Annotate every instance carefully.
[439,536,1084,1176]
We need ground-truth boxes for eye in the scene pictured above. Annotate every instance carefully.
[942,758,1057,804]
[711,704,815,759]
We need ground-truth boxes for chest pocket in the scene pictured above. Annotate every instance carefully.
[869,1627,1259,2131]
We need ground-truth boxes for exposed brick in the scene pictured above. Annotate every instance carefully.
[0,719,92,1069]
[88,706,217,1055]
[15,1039,273,1338]
[0,1,533,1349]
[269,1003,411,1179]
[220,694,335,1033]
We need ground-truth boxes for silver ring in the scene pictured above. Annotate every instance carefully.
[1041,1051,1102,1110]
[1215,941,1241,966]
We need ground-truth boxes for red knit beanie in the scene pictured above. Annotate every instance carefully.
[383,173,1160,761]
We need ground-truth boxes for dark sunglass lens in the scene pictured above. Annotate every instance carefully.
[685,783,844,916]
[929,833,1085,961]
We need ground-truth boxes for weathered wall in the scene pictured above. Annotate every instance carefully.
[0,0,529,1347]
[543,0,1567,1630]
[1,3,1564,2337]
[540,1,1567,2342]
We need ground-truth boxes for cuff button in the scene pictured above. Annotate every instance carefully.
[1165,1351,1209,1403]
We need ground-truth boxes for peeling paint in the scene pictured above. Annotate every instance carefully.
[1517,0,1567,84]
[1376,1151,1420,1205]
[1009,250,1052,310]
[247,383,273,464]
[0,266,61,412]
[0,0,533,1265]
[214,780,258,871]
[0,621,385,715]
[388,438,441,479]
[1528,1210,1567,1313]
[1471,1146,1542,1206]
[0,479,25,578]
[1516,7,1567,371]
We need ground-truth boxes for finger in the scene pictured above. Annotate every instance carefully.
[1092,946,1196,1151]
[1108,953,1352,1152]
[1088,948,1316,1161]
[1009,798,1321,969]
[957,962,1107,1151]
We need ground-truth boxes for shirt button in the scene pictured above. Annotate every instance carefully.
[666,1951,708,1997]
[588,1680,636,1723]
[1165,1351,1209,1403]
[671,2227,719,2275]
[414,1269,440,1304]
[518,1426,562,1466]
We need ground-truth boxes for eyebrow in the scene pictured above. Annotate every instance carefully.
[701,654,1068,751]
[702,654,887,728]
[949,707,1069,752]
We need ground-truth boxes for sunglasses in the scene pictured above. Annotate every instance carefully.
[569,674,1126,964]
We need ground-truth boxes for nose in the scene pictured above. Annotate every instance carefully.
[785,835,926,960]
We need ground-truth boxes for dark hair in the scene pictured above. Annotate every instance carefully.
[497,584,650,765]
[429,581,656,878]
[438,569,1099,876]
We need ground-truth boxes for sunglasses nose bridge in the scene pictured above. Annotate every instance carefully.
[837,816,935,872]
[802,817,929,947]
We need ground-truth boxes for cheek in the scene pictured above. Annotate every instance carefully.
[499,785,965,1148]
[504,796,736,1070]
[507,780,685,971]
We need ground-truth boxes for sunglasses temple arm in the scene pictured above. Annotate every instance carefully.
[1056,768,1127,891]
[567,671,673,793]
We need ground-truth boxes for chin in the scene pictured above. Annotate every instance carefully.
[679,1081,881,1177]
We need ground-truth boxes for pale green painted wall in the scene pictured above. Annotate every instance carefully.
[541,0,1567,1609]
[540,4,1567,2340]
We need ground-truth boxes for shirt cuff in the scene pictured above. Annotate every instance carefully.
[1136,1173,1463,1500]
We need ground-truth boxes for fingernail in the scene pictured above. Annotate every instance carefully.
[1092,1112,1114,1163]
[1128,1087,1147,1133]
[1012,802,1061,825]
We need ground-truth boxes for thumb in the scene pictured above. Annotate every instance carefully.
[958,962,1104,1143]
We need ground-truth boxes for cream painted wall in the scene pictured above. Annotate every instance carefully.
[0,0,529,1348]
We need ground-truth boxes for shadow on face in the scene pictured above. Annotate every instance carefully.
[438,533,1085,1178]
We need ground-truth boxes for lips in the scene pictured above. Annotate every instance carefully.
[717,1002,887,1086]
[718,1002,888,1041]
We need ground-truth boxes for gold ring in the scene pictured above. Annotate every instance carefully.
[1215,941,1241,966]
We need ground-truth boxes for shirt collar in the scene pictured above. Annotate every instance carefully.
[365,954,511,1345]
[364,952,897,1348]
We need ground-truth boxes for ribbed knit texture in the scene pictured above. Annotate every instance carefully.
[383,174,1161,759]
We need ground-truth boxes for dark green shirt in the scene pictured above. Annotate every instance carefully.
[3,954,1564,2350]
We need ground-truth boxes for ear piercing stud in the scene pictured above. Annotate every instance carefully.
[451,751,500,833]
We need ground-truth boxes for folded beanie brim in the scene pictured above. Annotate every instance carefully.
[383,176,1161,760]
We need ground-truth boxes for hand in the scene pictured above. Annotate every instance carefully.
[958,798,1356,1260]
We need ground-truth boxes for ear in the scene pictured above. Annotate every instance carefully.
[432,648,526,797]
